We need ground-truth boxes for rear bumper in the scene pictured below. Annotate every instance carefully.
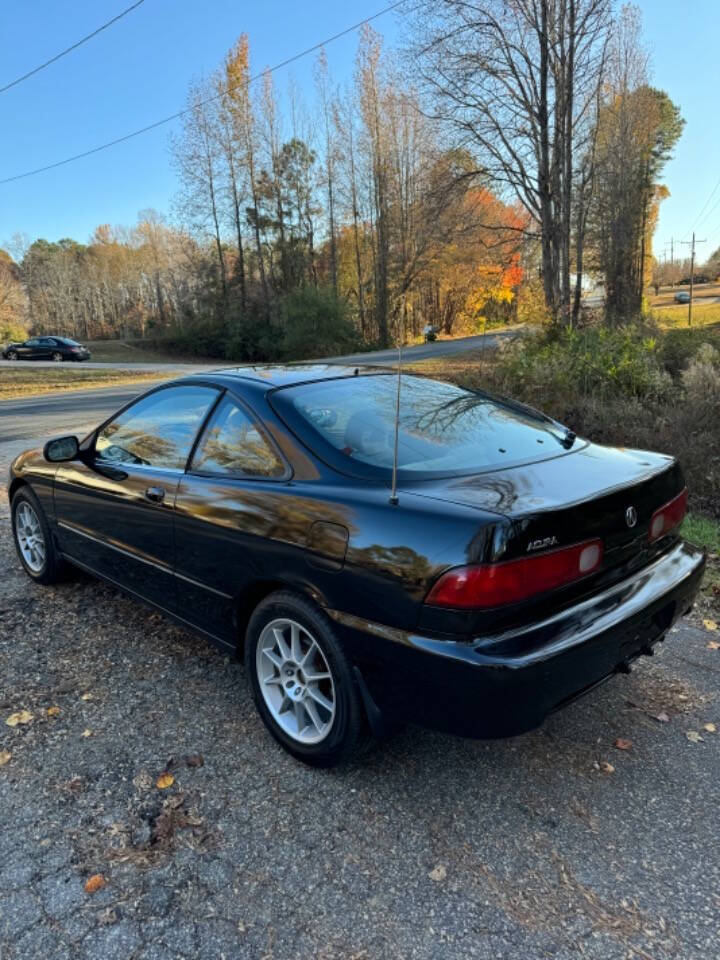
[330,541,705,739]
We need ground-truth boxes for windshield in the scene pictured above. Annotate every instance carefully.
[275,374,575,476]
[58,338,81,346]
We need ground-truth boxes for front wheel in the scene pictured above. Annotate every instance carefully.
[245,591,368,767]
[51,351,63,362]
[6,350,18,360]
[11,487,65,584]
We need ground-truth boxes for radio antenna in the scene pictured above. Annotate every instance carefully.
[389,328,403,506]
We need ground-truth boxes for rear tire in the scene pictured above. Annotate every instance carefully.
[245,591,369,767]
[11,487,65,584]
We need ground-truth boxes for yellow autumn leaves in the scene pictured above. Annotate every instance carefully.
[5,709,33,727]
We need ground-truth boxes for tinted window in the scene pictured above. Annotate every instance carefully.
[276,375,572,475]
[39,337,57,345]
[25,339,40,346]
[57,337,80,346]
[96,386,218,469]
[191,396,285,478]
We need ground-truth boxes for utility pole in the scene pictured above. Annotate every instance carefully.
[664,238,675,266]
[663,239,675,289]
[680,233,706,326]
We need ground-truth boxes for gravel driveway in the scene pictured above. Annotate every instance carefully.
[1,442,719,959]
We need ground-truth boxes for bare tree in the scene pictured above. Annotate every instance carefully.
[171,79,227,305]
[412,0,612,323]
[315,50,338,295]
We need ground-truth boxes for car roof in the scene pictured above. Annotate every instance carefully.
[210,363,390,391]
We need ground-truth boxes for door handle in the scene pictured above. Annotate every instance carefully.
[144,486,165,503]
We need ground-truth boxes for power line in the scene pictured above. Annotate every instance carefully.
[692,175,720,227]
[0,0,146,96]
[695,189,720,232]
[0,0,405,186]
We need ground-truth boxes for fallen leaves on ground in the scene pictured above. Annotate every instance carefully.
[84,874,106,894]
[654,712,670,723]
[686,730,704,743]
[703,619,718,632]
[708,640,720,651]
[0,750,11,766]
[185,753,204,768]
[428,864,447,882]
[80,692,94,701]
[46,706,61,717]
[5,710,33,727]
[703,723,717,734]
[156,772,175,790]
[614,738,633,751]
[594,760,615,774]
[81,729,92,738]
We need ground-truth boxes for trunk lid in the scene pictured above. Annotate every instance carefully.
[405,442,686,632]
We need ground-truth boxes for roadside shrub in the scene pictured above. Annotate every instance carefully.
[224,299,281,362]
[489,324,674,409]
[277,287,361,360]
[0,319,28,345]
[658,325,720,377]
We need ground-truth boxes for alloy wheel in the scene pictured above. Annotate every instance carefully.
[255,618,336,745]
[51,352,63,362]
[15,502,46,573]
[7,351,17,360]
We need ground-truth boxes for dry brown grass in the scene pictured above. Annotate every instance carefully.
[0,367,177,399]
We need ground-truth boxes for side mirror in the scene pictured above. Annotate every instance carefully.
[43,435,80,463]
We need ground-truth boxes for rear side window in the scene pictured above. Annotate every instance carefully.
[95,386,218,470]
[191,396,286,478]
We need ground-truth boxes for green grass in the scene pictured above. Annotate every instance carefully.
[682,513,720,556]
[653,303,720,330]
[84,339,205,364]
[0,367,178,399]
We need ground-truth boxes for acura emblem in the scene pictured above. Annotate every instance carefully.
[625,506,638,528]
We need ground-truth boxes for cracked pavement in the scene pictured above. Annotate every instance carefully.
[1,421,720,959]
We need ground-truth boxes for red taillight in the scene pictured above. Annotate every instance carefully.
[425,539,603,609]
[649,488,688,543]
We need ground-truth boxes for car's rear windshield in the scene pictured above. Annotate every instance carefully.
[57,337,81,346]
[274,374,575,476]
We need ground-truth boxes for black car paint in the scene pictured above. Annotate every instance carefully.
[8,365,705,740]
[3,336,91,361]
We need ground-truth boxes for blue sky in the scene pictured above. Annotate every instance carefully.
[1,0,718,259]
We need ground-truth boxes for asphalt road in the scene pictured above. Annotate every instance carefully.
[0,383,167,444]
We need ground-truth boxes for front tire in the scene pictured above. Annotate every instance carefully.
[245,591,368,767]
[51,351,63,362]
[11,487,65,584]
[7,350,18,360]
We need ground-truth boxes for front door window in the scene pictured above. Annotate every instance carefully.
[95,385,219,470]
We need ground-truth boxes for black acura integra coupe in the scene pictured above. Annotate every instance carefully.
[9,365,705,766]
